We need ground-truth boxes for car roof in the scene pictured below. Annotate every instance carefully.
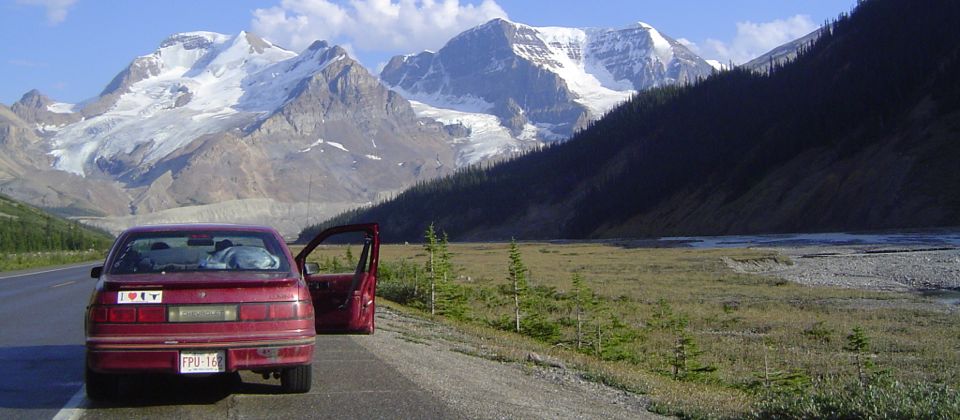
[121,223,280,235]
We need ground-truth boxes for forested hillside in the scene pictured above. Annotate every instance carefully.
[301,0,960,242]
[0,194,113,252]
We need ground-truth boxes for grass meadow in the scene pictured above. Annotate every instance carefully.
[0,250,106,272]
[303,241,960,418]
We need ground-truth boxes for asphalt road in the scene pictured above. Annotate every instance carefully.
[0,263,460,419]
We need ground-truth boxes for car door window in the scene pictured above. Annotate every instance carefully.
[296,224,379,334]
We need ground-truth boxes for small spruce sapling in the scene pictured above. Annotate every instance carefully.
[570,272,594,350]
[843,326,870,386]
[507,239,528,333]
[433,232,468,319]
[668,311,716,381]
[423,223,439,315]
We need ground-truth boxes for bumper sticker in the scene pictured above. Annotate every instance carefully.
[118,290,163,303]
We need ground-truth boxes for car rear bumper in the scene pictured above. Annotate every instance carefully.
[87,338,315,373]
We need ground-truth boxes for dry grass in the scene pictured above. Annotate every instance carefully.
[300,241,960,417]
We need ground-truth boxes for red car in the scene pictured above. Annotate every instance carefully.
[84,223,380,400]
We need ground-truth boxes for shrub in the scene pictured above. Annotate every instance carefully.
[752,379,960,419]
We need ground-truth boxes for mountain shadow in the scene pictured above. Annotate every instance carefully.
[301,0,960,242]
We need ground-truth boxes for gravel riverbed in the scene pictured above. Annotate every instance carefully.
[726,245,960,292]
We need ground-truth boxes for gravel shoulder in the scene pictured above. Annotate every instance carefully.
[725,245,960,292]
[352,306,663,420]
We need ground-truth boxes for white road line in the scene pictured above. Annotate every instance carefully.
[51,280,78,288]
[0,263,97,281]
[51,386,86,420]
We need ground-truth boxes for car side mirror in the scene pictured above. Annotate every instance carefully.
[304,262,320,276]
[90,266,103,278]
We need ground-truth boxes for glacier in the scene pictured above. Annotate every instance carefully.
[48,32,342,177]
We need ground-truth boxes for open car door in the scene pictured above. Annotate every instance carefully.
[295,223,380,334]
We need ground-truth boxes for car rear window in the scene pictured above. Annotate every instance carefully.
[109,230,290,274]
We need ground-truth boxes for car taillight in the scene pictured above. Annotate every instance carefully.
[107,307,136,323]
[90,302,311,323]
[299,300,313,318]
[91,306,109,323]
[239,303,269,321]
[269,302,296,319]
[90,305,166,323]
[239,302,310,321]
[137,306,166,323]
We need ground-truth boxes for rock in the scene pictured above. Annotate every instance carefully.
[527,352,566,369]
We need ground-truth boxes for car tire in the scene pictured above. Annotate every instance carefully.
[85,366,119,401]
[280,364,312,393]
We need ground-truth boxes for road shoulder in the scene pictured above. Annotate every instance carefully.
[353,306,662,419]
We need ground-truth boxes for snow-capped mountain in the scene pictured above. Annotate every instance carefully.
[381,18,715,164]
[6,31,455,235]
[49,32,343,177]
[3,21,717,235]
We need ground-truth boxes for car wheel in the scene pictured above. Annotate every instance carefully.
[280,364,312,393]
[85,366,119,401]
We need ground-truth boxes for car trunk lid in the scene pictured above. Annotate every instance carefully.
[101,271,299,290]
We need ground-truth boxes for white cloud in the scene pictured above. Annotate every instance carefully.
[675,38,699,53]
[251,0,508,55]
[701,15,818,65]
[17,0,77,25]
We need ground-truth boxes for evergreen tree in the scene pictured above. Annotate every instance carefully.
[434,232,468,319]
[0,194,112,253]
[344,245,354,266]
[844,326,870,386]
[294,0,960,243]
[570,272,595,350]
[423,223,439,315]
[507,239,528,333]
[668,313,716,381]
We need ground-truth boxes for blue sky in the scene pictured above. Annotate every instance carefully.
[1,0,857,106]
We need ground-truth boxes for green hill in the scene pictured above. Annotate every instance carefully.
[301,0,960,242]
[0,193,113,253]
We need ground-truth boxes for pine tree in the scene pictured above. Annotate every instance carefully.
[844,326,870,386]
[570,272,594,350]
[423,223,439,315]
[507,238,527,333]
[667,311,716,381]
[434,232,468,319]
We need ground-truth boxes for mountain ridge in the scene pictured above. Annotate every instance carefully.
[301,0,960,242]
[0,193,114,253]
[0,30,456,236]
[380,18,715,164]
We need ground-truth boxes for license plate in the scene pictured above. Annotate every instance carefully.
[179,350,225,374]
[168,305,238,323]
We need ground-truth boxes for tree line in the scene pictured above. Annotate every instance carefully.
[375,221,959,418]
[0,194,113,253]
[300,0,960,242]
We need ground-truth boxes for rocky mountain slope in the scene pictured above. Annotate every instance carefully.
[306,0,960,242]
[3,32,455,235]
[0,193,113,252]
[0,103,130,217]
[381,18,715,165]
[743,28,822,73]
